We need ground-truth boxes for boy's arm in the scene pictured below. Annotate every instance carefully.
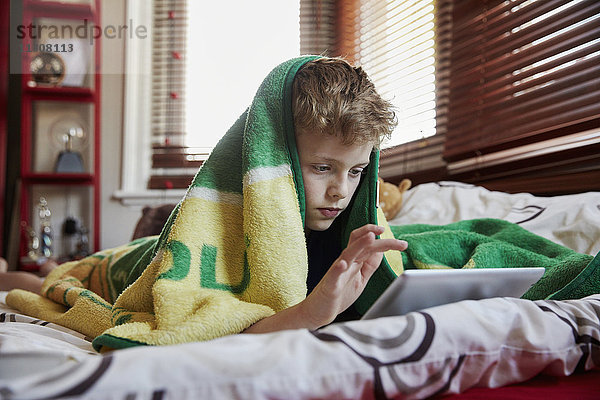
[244,225,407,333]
[243,300,322,332]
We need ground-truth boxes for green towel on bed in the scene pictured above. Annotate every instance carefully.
[392,220,597,299]
[352,220,599,315]
[6,56,599,352]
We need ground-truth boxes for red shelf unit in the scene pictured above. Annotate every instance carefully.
[25,85,95,97]
[18,0,101,268]
[27,0,96,16]
[22,173,95,184]
[0,0,8,256]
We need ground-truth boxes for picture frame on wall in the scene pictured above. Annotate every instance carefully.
[36,38,91,87]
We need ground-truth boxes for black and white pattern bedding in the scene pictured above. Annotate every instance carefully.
[2,182,600,399]
[1,292,599,399]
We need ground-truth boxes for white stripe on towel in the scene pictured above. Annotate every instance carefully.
[186,187,243,206]
[244,165,292,187]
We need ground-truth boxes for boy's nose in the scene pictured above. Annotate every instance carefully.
[328,177,349,199]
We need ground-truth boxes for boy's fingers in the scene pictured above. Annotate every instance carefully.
[369,238,408,252]
[347,224,402,252]
[343,231,378,261]
[342,235,407,265]
[348,224,384,241]
[354,238,407,263]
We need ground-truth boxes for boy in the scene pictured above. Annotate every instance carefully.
[3,57,405,325]
[5,56,407,347]
[246,58,407,332]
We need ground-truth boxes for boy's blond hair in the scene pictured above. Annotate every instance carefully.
[292,57,397,148]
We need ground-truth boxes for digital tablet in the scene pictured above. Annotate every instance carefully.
[361,267,545,320]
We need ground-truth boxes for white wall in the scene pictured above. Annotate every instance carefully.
[99,0,146,249]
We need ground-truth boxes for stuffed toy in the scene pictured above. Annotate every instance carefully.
[378,177,412,220]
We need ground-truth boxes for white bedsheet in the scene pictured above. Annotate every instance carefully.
[390,181,600,255]
[1,291,599,399]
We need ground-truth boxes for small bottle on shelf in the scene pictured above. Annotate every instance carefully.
[38,197,54,259]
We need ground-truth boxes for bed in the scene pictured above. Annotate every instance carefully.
[1,181,599,399]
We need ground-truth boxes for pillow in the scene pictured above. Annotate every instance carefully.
[131,204,176,240]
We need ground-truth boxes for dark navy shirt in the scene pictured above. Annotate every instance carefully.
[306,230,361,322]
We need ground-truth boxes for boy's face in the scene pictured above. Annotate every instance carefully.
[296,129,373,232]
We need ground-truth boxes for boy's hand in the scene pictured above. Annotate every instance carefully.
[244,224,407,334]
[301,224,408,328]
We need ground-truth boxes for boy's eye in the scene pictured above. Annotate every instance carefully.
[313,165,330,173]
[349,168,364,177]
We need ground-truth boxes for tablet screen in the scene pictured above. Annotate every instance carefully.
[361,267,545,320]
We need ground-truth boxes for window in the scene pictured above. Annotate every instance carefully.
[376,0,600,192]
[185,2,301,150]
[327,0,439,147]
[149,0,300,190]
[328,0,445,180]
[121,0,599,198]
[353,0,438,147]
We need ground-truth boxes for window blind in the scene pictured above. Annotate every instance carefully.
[444,0,600,162]
[149,0,207,190]
[152,0,186,148]
[352,0,439,147]
[302,0,440,147]
[378,0,452,181]
[300,0,337,56]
